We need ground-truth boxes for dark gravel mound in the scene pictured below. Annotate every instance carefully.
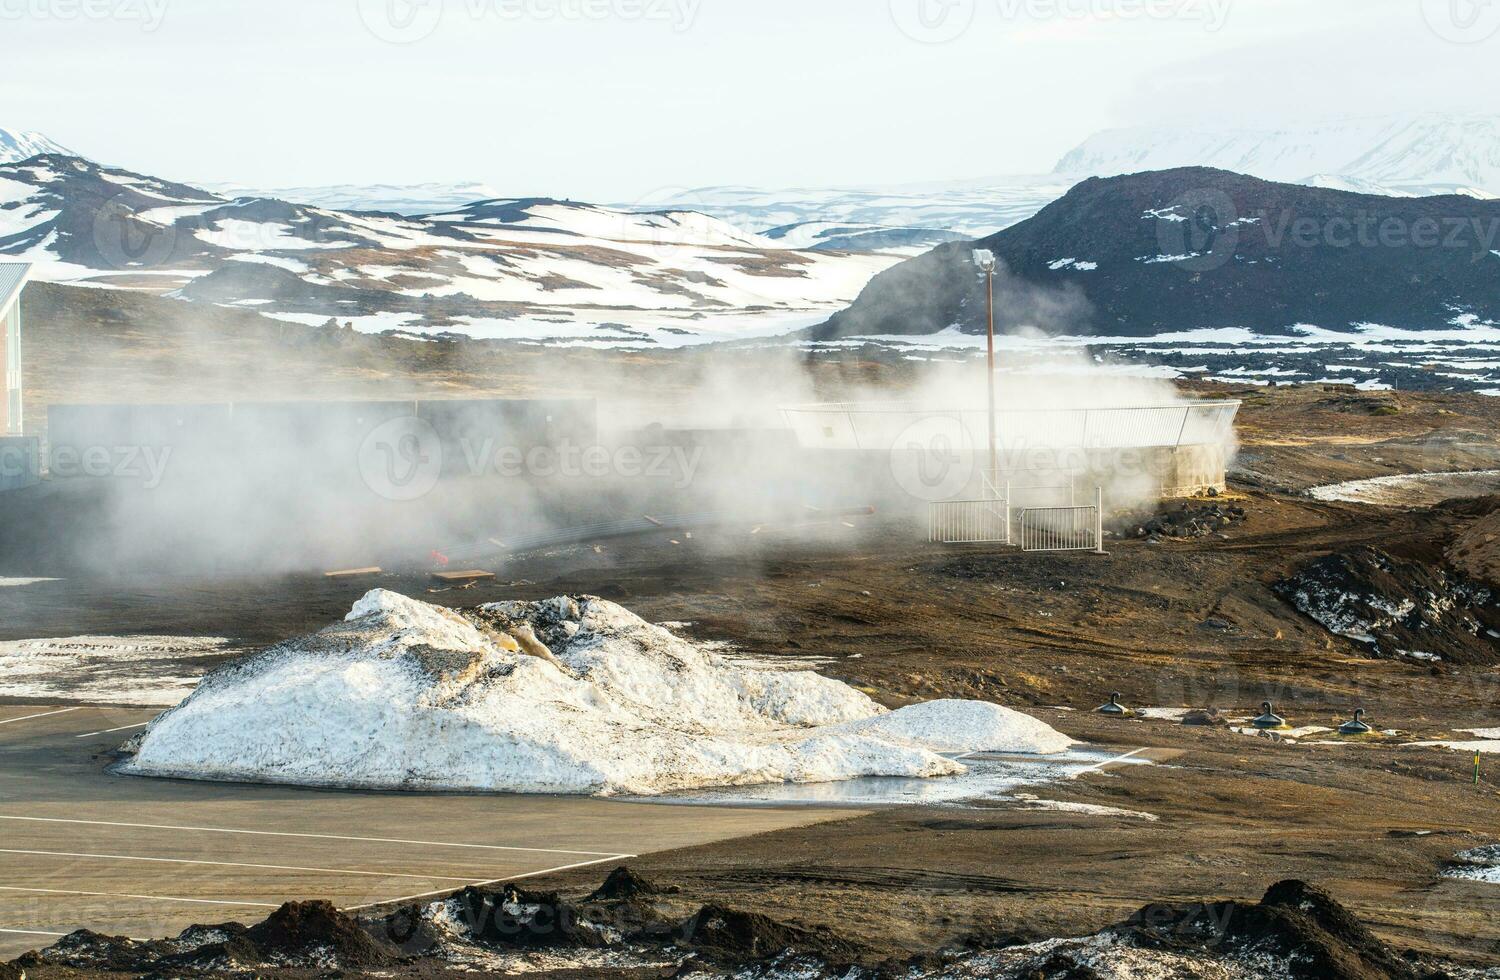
[428,883,615,950]
[1124,879,1422,980]
[676,903,859,964]
[589,866,678,902]
[12,901,401,974]
[1274,545,1500,664]
[243,900,399,967]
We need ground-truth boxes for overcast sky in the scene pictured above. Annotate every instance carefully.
[2,0,1496,200]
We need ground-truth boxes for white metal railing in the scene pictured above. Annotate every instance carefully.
[1019,502,1104,554]
[928,499,1010,544]
[783,401,1240,453]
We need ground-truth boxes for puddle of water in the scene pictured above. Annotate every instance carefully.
[632,746,1145,808]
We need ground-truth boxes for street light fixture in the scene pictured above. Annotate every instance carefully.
[972,249,998,493]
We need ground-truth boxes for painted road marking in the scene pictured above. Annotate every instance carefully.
[1072,747,1152,776]
[0,848,480,882]
[0,815,623,857]
[0,708,80,727]
[344,853,635,910]
[0,885,277,909]
[74,723,150,738]
[0,927,68,938]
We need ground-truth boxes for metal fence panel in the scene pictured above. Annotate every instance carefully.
[1020,506,1101,553]
[928,499,1010,544]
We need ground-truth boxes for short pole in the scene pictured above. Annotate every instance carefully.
[1004,481,1012,547]
[1477,751,1483,787]
[1095,487,1106,555]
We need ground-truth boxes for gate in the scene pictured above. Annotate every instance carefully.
[1019,504,1103,553]
[928,499,1010,544]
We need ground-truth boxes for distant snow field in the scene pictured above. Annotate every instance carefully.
[122,590,1074,796]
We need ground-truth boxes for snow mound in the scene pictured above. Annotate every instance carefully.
[123,591,1071,796]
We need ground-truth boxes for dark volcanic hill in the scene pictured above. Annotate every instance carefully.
[809,167,1500,340]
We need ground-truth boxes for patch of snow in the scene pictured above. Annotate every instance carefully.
[1009,793,1159,821]
[225,252,310,273]
[1308,470,1500,505]
[1443,845,1500,884]
[0,635,234,705]
[1137,707,1190,721]
[1403,739,1500,754]
[123,591,1073,796]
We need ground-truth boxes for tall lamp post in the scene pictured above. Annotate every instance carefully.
[972,249,998,493]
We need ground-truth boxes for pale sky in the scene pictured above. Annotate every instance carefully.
[2,0,1496,200]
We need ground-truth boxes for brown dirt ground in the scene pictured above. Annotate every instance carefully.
[12,288,1500,967]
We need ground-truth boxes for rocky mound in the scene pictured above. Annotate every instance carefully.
[121,590,1072,796]
[676,903,861,965]
[1273,545,1500,665]
[7,873,1467,979]
[589,866,678,902]
[1119,880,1420,980]
[14,902,401,974]
[1131,500,1247,541]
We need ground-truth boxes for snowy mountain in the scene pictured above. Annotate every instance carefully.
[200,180,506,217]
[1054,115,1500,199]
[0,155,899,346]
[0,127,73,165]
[815,168,1500,341]
[627,177,1074,247]
[635,115,1500,249]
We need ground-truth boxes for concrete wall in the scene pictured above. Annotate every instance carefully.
[0,436,39,493]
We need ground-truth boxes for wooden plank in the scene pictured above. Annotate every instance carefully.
[324,567,382,579]
[431,570,496,584]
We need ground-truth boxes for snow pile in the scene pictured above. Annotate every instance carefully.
[123,591,1072,795]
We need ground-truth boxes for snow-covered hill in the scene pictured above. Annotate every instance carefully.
[632,177,1073,245]
[0,127,73,165]
[0,155,900,346]
[201,180,506,216]
[1054,114,1500,198]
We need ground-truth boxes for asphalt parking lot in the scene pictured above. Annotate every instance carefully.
[0,703,856,958]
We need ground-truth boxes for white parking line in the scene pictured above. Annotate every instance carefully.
[0,815,622,857]
[0,885,277,909]
[1072,747,1151,776]
[343,853,635,911]
[0,708,80,727]
[0,848,480,882]
[74,722,150,739]
[0,927,68,938]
